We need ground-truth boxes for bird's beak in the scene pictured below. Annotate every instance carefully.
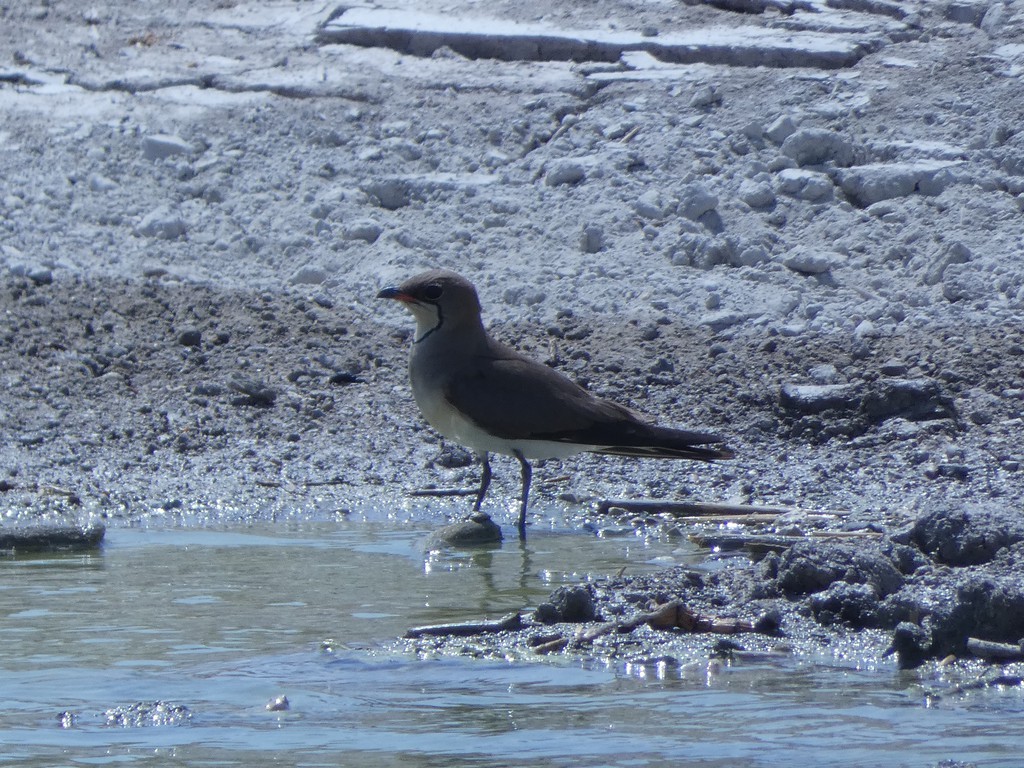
[376,286,415,302]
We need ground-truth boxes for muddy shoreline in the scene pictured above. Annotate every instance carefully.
[2,0,1024,684]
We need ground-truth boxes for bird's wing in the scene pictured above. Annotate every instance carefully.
[443,350,637,442]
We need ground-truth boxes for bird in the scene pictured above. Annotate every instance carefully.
[377,269,734,539]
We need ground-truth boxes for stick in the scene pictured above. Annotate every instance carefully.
[405,612,522,639]
[966,637,1024,662]
[597,499,848,518]
[407,487,480,498]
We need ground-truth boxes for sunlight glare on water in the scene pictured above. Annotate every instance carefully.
[0,519,1020,767]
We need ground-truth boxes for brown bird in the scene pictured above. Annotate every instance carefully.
[378,270,734,539]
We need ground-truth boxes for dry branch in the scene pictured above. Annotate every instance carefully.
[405,611,522,639]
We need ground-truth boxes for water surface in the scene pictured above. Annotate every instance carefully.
[0,519,1020,767]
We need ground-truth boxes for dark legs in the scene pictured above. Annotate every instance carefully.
[512,449,532,541]
[473,452,492,512]
[472,450,532,540]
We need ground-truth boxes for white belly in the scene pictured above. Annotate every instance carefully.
[411,378,589,460]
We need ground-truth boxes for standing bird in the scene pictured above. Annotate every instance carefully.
[377,270,734,539]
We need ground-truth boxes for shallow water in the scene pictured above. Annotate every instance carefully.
[1,518,1021,767]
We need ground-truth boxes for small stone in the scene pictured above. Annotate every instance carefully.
[765,114,797,144]
[177,329,202,348]
[343,219,383,243]
[783,249,839,275]
[739,179,775,209]
[545,160,586,186]
[634,189,671,220]
[88,173,118,192]
[136,207,186,239]
[678,182,717,220]
[580,224,604,253]
[141,134,195,161]
[780,128,856,167]
[266,695,290,712]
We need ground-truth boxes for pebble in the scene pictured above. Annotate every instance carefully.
[580,224,604,253]
[839,161,957,206]
[783,248,839,275]
[141,133,195,161]
[136,207,186,239]
[764,114,797,144]
[776,168,834,201]
[780,128,856,167]
[343,219,383,243]
[634,189,672,220]
[739,179,775,208]
[677,182,718,221]
[177,329,202,347]
[545,160,586,186]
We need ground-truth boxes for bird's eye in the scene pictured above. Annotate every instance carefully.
[421,284,443,301]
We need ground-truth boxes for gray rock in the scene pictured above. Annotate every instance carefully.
[765,114,797,144]
[678,182,718,220]
[289,265,329,285]
[535,584,596,624]
[141,134,195,161]
[780,382,860,414]
[343,219,383,243]
[894,504,1024,566]
[739,179,775,208]
[775,541,905,597]
[634,189,673,220]
[136,207,186,239]
[580,224,604,253]
[776,168,834,201]
[545,160,586,186]
[783,248,840,275]
[780,128,855,167]
[923,241,971,286]
[424,512,503,549]
[363,179,409,209]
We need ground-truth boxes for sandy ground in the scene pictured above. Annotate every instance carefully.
[2,0,1024,669]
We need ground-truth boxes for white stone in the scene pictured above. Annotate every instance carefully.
[141,134,195,161]
[136,207,186,239]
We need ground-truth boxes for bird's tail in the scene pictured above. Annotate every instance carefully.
[591,424,734,462]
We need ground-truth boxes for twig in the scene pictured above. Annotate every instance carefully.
[405,612,522,639]
[597,499,848,518]
[690,530,882,554]
[577,600,761,642]
[408,487,479,498]
[255,477,349,490]
[966,637,1024,662]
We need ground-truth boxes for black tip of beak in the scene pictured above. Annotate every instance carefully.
[376,286,401,300]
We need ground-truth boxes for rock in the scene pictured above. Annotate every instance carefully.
[136,207,186,239]
[739,178,775,208]
[343,219,383,243]
[545,160,586,186]
[689,84,720,108]
[289,265,329,285]
[424,512,503,549]
[810,582,883,628]
[363,178,409,209]
[894,504,1024,566]
[580,224,604,253]
[930,574,1024,656]
[780,128,856,167]
[177,329,202,347]
[775,541,904,597]
[88,173,118,192]
[141,134,195,161]
[838,161,959,207]
[765,114,797,144]
[634,189,673,220]
[776,168,833,201]
[535,584,596,624]
[861,378,956,422]
[782,248,840,275]
[923,241,971,286]
[678,182,718,220]
[779,382,860,414]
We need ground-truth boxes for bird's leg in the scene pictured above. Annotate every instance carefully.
[512,449,532,540]
[473,452,492,512]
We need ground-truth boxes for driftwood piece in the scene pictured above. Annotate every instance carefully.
[405,612,522,639]
[690,530,883,555]
[407,487,479,498]
[0,523,105,553]
[966,637,1024,662]
[597,499,848,520]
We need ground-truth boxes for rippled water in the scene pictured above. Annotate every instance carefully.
[1,518,1021,767]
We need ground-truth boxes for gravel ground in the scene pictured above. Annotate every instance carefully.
[2,0,1024,673]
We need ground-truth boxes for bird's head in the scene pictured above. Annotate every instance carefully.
[377,269,482,343]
